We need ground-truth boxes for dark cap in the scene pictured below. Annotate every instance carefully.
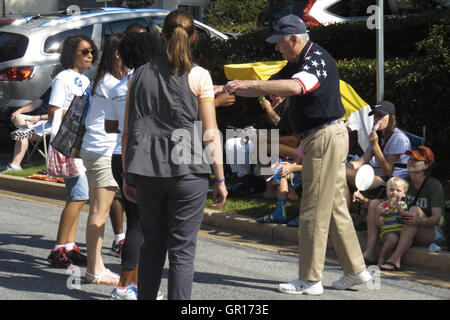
[405,146,435,165]
[265,14,307,43]
[368,100,396,116]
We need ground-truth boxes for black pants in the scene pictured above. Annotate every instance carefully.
[135,173,208,300]
[111,154,143,270]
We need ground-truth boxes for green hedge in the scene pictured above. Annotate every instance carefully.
[193,10,450,182]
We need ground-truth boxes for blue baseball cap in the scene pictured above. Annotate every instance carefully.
[265,14,307,43]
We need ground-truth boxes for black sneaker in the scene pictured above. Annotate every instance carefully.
[109,239,124,258]
[47,247,73,268]
[66,245,87,266]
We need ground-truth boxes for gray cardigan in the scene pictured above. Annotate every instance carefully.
[125,55,211,178]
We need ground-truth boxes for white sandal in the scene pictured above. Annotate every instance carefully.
[85,268,120,285]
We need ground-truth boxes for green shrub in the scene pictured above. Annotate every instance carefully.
[203,0,267,34]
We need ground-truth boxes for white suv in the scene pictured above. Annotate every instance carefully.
[0,7,228,131]
[258,0,448,27]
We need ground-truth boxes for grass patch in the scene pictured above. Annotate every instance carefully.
[2,160,46,178]
[206,193,300,220]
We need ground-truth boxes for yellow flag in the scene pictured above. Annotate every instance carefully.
[224,60,288,81]
[339,80,368,119]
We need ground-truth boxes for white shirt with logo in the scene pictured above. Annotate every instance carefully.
[49,68,90,174]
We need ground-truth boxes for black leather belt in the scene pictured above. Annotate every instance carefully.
[298,119,341,139]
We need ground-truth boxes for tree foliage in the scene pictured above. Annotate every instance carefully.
[203,0,267,33]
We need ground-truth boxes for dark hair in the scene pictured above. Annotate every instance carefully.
[162,10,195,74]
[51,64,64,78]
[59,34,98,70]
[380,114,397,150]
[118,32,161,70]
[125,23,147,34]
[91,33,125,96]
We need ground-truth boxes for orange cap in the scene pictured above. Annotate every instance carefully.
[405,146,435,165]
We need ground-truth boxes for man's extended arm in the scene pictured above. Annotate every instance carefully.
[223,79,302,98]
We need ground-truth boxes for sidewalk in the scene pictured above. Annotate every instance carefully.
[1,173,450,274]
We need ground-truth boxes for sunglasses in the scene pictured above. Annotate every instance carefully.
[80,49,93,57]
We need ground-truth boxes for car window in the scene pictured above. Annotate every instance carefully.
[195,26,211,41]
[328,0,441,17]
[326,0,373,17]
[102,18,151,36]
[102,18,155,48]
[151,17,165,31]
[43,25,94,54]
[148,16,215,41]
[0,32,29,62]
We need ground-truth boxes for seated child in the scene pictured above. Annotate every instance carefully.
[257,141,303,225]
[375,176,410,267]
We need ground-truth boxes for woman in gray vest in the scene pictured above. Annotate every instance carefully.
[123,10,227,300]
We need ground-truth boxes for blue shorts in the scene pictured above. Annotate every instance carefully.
[64,174,89,201]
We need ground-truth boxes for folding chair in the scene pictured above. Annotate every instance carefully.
[400,126,426,149]
[25,121,52,162]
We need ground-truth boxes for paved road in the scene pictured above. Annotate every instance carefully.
[0,194,449,302]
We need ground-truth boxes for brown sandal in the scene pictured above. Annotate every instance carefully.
[380,261,402,271]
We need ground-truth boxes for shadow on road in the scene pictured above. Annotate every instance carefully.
[0,233,109,300]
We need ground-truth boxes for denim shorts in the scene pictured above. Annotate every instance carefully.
[64,174,89,201]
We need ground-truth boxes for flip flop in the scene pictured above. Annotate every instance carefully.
[380,261,402,271]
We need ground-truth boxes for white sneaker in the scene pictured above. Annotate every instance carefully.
[1,164,22,173]
[278,279,323,295]
[332,270,372,290]
[111,284,164,300]
[111,284,138,300]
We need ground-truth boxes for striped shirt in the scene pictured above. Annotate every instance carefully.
[379,200,408,240]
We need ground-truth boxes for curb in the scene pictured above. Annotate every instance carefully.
[1,173,450,274]
[203,208,450,273]
[0,174,66,200]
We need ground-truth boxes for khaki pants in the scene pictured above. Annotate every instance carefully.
[298,120,366,281]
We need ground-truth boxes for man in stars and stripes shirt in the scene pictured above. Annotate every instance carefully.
[224,14,371,296]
